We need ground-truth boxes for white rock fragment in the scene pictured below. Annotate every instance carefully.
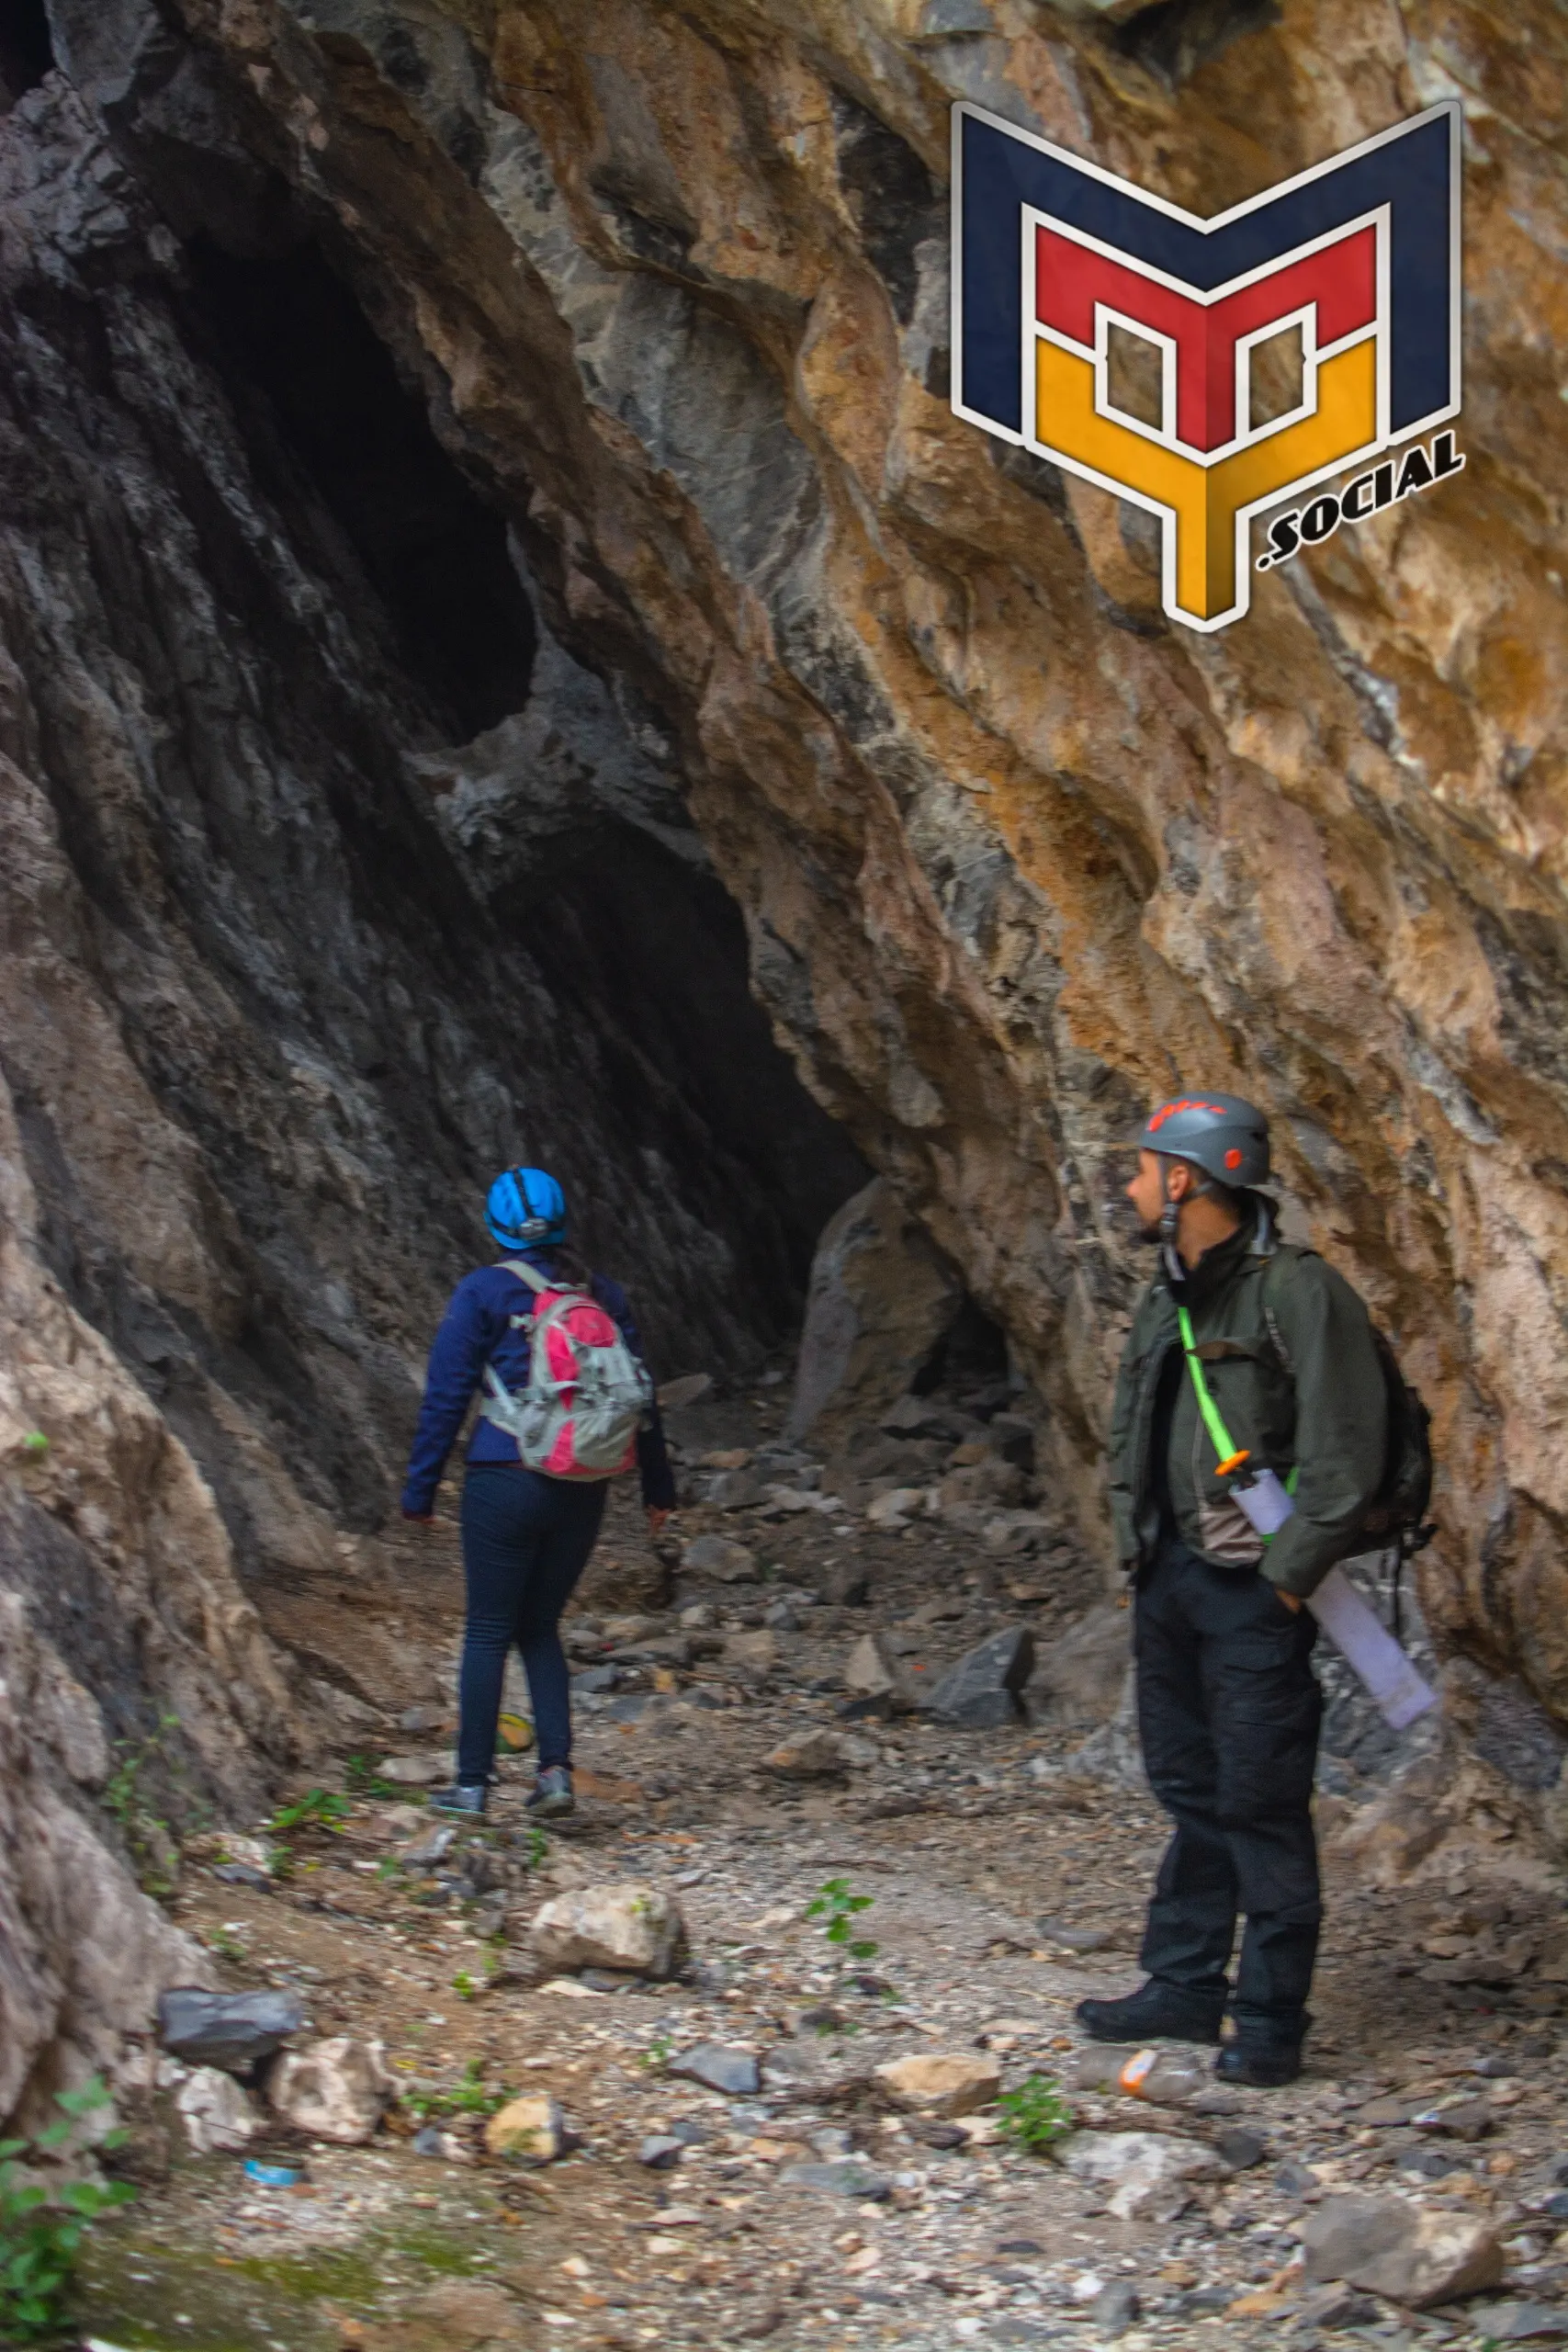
[530,1883,687,1979]
[265,2037,393,2144]
[174,2066,260,2155]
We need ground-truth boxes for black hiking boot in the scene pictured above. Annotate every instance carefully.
[1076,1980,1225,2045]
[429,1782,488,1817]
[525,1766,575,1819]
[1214,2041,1303,2087]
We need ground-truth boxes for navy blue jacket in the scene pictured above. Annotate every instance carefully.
[400,1251,677,1517]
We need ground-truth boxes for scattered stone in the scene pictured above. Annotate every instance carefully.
[724,1629,779,1683]
[1038,1918,1111,1953]
[762,1730,850,1780]
[659,1374,714,1410]
[265,2038,392,2145]
[1215,2126,1269,2170]
[1062,2130,1220,2221]
[174,2066,260,2155]
[1091,2280,1141,2338]
[682,1534,758,1583]
[864,1487,930,1528]
[484,2094,565,2163]
[1465,2304,1568,2342]
[1299,2191,1506,2309]
[398,1824,457,1868]
[398,1705,447,1736]
[1413,2095,1494,2140]
[637,2134,685,2170]
[157,1988,304,2075]
[928,1627,1035,1727]
[375,1753,447,1786]
[840,1632,913,1715]
[823,1561,871,1608]
[777,2160,892,2199]
[669,2043,761,2097]
[708,1468,771,1510]
[784,1178,964,1444]
[530,1884,687,1979]
[1025,1606,1132,1728]
[874,2052,1001,2118]
[1274,2156,1320,2195]
[211,1861,273,1893]
[908,2118,970,2148]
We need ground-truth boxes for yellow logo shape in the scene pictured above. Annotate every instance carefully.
[1035,337,1379,628]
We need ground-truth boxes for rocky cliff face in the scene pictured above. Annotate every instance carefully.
[0,2,865,2115]
[84,0,1560,1702]
[3,0,1567,2118]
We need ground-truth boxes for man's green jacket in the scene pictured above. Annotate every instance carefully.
[1109,1209,1387,1600]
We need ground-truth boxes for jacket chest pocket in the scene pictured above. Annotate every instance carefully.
[1190,1340,1292,1463]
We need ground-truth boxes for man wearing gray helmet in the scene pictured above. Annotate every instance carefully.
[1078,1093,1386,2086]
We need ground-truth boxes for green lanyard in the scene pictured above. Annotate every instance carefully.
[1175,1303,1245,1467]
[1174,1301,1298,1497]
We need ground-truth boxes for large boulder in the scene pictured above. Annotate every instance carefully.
[529,1884,687,1979]
[265,2038,393,2145]
[1300,2193,1506,2310]
[929,1628,1036,1728]
[1026,1607,1134,1731]
[786,1182,964,1445]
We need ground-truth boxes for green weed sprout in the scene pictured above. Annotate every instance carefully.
[0,2078,134,2340]
[996,2075,1073,2156]
[267,1788,352,1835]
[21,1432,48,1459]
[805,1877,878,1962]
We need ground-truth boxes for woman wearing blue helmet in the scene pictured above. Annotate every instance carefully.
[400,1166,676,1818]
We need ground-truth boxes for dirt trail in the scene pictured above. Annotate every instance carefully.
[77,1392,1568,2352]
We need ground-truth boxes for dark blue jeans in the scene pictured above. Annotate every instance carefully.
[457,1465,607,1781]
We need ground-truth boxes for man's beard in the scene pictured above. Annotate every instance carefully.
[1136,1216,1165,1246]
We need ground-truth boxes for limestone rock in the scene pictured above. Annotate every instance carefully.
[376,1754,449,1787]
[265,2038,393,2145]
[864,1486,931,1528]
[484,2094,565,2163]
[724,1630,780,1684]
[669,2042,761,2097]
[786,1181,964,1444]
[929,1629,1036,1727]
[1063,2130,1222,2221]
[529,1884,687,1979]
[762,1730,851,1780]
[874,2052,1001,2118]
[174,2066,262,2156]
[842,1634,914,1713]
[680,1535,758,1583]
[1027,1608,1133,1730]
[1300,2193,1506,2310]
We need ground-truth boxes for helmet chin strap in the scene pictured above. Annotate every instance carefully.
[1159,1160,1213,1283]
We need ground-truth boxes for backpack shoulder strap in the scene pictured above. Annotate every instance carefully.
[499,1257,550,1296]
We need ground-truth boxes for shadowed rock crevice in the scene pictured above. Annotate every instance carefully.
[0,0,52,110]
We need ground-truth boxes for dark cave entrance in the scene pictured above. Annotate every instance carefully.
[0,0,53,107]
[183,234,536,740]
[170,219,868,1409]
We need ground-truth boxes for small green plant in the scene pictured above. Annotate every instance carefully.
[267,1788,352,1836]
[523,1828,548,1870]
[996,2074,1073,2156]
[204,1928,247,1963]
[0,2077,135,2340]
[102,1714,182,1897]
[375,1858,402,1884]
[344,1755,401,1802]
[402,2060,510,2122]
[805,1878,878,1962]
[21,1431,49,1459]
[639,2035,673,2075]
[452,1970,478,2003]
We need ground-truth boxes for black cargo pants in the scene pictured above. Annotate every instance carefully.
[1134,1539,1324,2044]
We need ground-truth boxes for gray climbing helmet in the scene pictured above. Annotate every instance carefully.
[1134,1091,1270,1189]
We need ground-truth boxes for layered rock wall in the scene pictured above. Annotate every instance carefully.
[106,0,1568,1710]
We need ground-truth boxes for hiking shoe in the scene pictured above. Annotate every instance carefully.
[525,1766,575,1819]
[1214,2041,1303,2087]
[429,1782,488,1817]
[1076,1981,1224,2045]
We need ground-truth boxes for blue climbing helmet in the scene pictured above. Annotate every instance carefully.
[485,1166,567,1251]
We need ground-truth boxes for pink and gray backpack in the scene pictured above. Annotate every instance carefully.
[479,1261,653,1480]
